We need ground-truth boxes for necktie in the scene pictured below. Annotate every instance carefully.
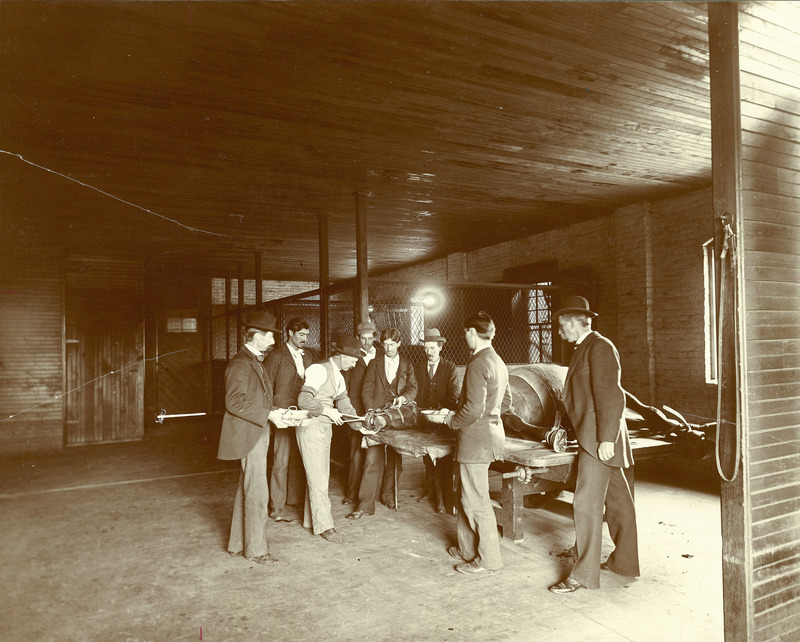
[428,364,435,379]
[256,353,265,362]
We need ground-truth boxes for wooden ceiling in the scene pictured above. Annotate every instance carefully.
[1,1,712,282]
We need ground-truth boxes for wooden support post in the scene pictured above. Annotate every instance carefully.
[354,192,369,328]
[708,4,751,640]
[255,251,262,309]
[224,269,231,358]
[237,261,244,349]
[318,213,330,358]
[499,476,524,543]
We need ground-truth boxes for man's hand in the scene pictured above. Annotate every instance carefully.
[391,396,406,408]
[444,410,456,428]
[598,441,615,461]
[268,410,290,429]
[321,407,343,425]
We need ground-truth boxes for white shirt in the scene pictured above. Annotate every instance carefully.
[304,361,348,398]
[287,342,305,377]
[245,344,262,359]
[575,329,592,345]
[362,345,377,366]
[384,354,400,383]
[427,359,440,378]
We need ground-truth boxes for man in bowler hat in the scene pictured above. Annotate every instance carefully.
[548,296,639,593]
[217,310,290,564]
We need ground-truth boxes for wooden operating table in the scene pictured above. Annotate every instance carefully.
[372,428,676,542]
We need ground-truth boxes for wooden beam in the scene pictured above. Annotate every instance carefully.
[708,4,752,641]
[224,269,231,358]
[318,213,330,358]
[255,251,262,308]
[355,192,369,329]
[237,262,244,349]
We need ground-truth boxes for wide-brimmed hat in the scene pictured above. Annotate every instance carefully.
[356,321,377,336]
[332,335,363,358]
[554,296,598,319]
[243,310,280,333]
[423,328,447,344]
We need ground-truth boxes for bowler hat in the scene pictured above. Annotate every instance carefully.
[243,310,280,333]
[423,328,447,344]
[554,296,598,319]
[332,335,363,358]
[356,321,377,336]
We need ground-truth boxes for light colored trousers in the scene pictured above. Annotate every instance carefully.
[228,428,270,559]
[457,462,503,570]
[295,418,335,534]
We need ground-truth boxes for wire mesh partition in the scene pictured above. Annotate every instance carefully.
[367,280,555,366]
[211,277,555,366]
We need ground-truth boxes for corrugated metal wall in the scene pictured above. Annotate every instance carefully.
[740,3,800,639]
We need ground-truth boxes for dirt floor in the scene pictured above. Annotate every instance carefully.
[0,420,723,641]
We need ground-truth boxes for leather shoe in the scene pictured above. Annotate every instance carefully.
[342,497,354,506]
[320,529,345,543]
[246,553,279,565]
[384,500,396,509]
[601,561,635,576]
[455,561,497,575]
[448,546,467,562]
[548,577,585,593]
[271,514,294,523]
[346,510,365,520]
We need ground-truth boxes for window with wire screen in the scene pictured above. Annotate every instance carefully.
[525,285,553,363]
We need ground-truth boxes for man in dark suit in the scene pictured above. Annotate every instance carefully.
[263,317,314,523]
[445,312,511,574]
[347,328,417,518]
[548,296,639,593]
[217,310,290,564]
[343,320,381,506]
[415,328,460,514]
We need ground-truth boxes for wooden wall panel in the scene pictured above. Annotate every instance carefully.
[0,251,64,455]
[740,2,800,640]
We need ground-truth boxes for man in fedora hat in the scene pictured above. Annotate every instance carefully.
[342,320,382,506]
[297,335,365,543]
[218,310,291,564]
[415,328,460,514]
[445,312,511,575]
[548,296,639,594]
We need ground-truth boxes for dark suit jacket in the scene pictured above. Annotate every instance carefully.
[414,357,460,410]
[563,331,632,468]
[217,348,272,461]
[361,353,417,411]
[451,347,511,464]
[263,342,315,409]
[343,345,383,415]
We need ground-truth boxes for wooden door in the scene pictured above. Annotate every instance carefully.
[65,257,144,445]
[156,308,208,421]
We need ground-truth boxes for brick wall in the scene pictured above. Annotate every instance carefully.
[388,188,717,424]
